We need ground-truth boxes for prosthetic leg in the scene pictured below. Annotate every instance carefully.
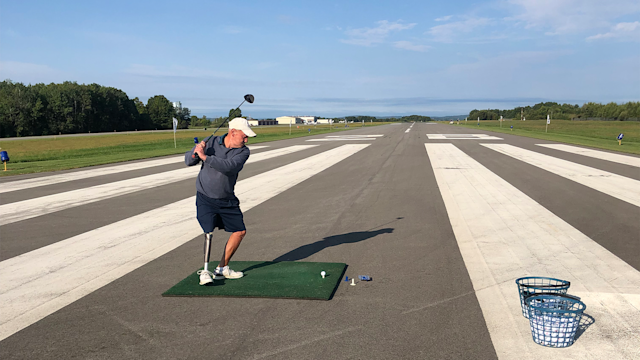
[198,232,215,285]
[203,232,213,272]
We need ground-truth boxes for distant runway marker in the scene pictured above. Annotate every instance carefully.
[426,143,640,359]
[405,122,415,133]
[0,145,318,225]
[0,144,370,341]
[427,134,503,140]
[307,134,382,142]
[482,144,640,207]
[536,144,640,168]
[326,135,383,138]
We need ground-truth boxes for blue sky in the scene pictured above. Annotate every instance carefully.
[1,0,638,118]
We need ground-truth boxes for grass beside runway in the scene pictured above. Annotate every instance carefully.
[0,123,390,176]
[452,120,640,155]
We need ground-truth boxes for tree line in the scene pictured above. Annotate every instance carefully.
[468,101,640,121]
[0,80,194,137]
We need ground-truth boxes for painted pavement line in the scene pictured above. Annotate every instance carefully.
[0,145,269,195]
[326,135,383,138]
[405,122,415,133]
[307,138,376,141]
[536,144,640,168]
[482,144,640,208]
[425,143,640,360]
[0,145,317,226]
[0,144,370,341]
[427,134,503,140]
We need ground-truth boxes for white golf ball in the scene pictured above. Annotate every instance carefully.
[320,271,326,277]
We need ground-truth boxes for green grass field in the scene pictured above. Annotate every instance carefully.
[453,119,640,155]
[0,123,390,176]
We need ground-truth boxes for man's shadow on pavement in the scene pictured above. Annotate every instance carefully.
[273,228,394,262]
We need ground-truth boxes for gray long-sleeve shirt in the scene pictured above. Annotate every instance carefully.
[184,134,250,200]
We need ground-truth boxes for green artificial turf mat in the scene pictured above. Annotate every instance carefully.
[162,261,347,300]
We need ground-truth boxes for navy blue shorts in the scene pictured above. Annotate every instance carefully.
[196,192,246,233]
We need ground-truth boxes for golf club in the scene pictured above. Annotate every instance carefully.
[193,94,254,158]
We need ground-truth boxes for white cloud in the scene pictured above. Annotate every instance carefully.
[427,17,492,42]
[123,64,233,80]
[587,21,640,41]
[0,61,67,84]
[341,20,416,46]
[394,41,430,52]
[435,15,452,22]
[507,0,640,35]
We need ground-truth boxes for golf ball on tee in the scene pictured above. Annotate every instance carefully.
[321,271,326,278]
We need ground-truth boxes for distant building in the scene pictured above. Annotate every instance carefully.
[298,116,317,124]
[172,101,182,110]
[276,116,303,125]
[247,119,277,126]
[317,119,333,124]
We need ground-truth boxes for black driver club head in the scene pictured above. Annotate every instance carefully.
[244,94,255,104]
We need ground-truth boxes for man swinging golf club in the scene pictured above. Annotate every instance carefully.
[184,96,256,285]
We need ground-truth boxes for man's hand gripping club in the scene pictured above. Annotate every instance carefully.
[193,141,207,161]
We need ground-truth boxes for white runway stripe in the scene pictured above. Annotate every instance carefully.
[426,143,640,360]
[0,156,184,194]
[0,145,317,226]
[307,138,375,141]
[0,144,369,341]
[308,134,382,142]
[536,144,640,168]
[0,145,269,195]
[482,144,640,208]
[427,134,503,140]
[405,122,414,133]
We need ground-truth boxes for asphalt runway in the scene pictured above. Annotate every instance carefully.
[1,123,639,359]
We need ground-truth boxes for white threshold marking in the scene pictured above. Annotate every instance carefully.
[405,122,415,133]
[427,134,503,140]
[326,135,383,138]
[0,145,317,226]
[0,145,269,195]
[425,143,640,359]
[482,144,640,208]
[536,144,640,168]
[0,144,370,341]
[307,138,376,141]
[0,156,183,194]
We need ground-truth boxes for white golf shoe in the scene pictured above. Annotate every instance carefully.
[197,269,214,285]
[215,266,244,279]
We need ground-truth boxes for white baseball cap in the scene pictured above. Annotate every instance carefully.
[228,117,256,137]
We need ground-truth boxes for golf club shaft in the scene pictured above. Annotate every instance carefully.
[192,99,247,158]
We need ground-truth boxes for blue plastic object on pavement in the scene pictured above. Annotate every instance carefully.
[344,276,349,282]
[526,294,586,348]
[516,276,570,318]
[358,275,372,281]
